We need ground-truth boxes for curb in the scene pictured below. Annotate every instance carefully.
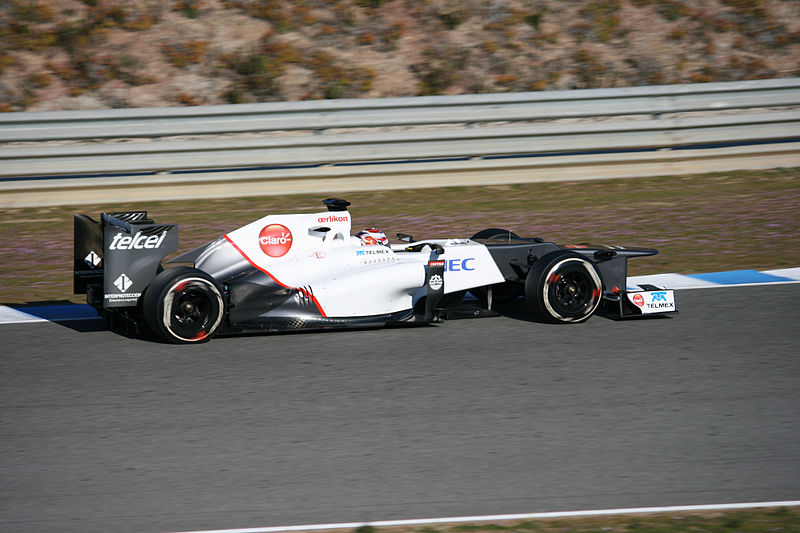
[2,268,799,326]
[165,501,800,533]
[628,267,800,290]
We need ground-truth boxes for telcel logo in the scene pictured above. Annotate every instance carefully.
[259,224,293,257]
[109,231,167,250]
[446,258,475,271]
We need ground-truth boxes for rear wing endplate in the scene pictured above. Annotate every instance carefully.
[74,211,178,308]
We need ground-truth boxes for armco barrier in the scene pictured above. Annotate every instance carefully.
[1,78,799,207]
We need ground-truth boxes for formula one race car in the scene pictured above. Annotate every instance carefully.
[74,198,676,343]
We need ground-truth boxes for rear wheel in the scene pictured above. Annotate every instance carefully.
[525,251,602,323]
[142,267,225,343]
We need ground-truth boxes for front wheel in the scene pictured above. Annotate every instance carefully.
[525,251,602,323]
[142,267,225,343]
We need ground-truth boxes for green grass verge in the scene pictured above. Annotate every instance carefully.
[1,168,798,305]
[349,507,800,533]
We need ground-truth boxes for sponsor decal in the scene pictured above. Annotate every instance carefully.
[356,248,390,256]
[84,250,101,268]
[105,292,141,301]
[309,251,326,259]
[428,274,443,291]
[646,291,675,310]
[259,224,293,257]
[627,290,676,313]
[109,231,167,251]
[114,273,133,293]
[317,214,349,223]
[446,258,475,271]
[428,260,446,268]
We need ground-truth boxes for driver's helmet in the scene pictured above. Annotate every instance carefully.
[356,228,389,246]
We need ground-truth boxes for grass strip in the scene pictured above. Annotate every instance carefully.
[342,507,800,533]
[1,168,798,305]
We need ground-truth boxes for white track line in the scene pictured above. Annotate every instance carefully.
[167,500,800,533]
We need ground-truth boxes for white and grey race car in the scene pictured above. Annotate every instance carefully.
[73,198,676,343]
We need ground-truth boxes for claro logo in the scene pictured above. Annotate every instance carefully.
[317,214,349,223]
[259,224,293,257]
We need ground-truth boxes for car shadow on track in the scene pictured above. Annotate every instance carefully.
[476,297,674,323]
[456,297,550,324]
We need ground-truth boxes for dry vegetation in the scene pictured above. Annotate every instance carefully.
[1,0,798,112]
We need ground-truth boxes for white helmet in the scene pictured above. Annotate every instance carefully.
[356,228,389,246]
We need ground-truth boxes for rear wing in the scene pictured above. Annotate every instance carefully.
[73,211,178,309]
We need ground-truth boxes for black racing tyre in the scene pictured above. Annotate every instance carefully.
[142,266,225,344]
[525,250,602,323]
[470,228,522,241]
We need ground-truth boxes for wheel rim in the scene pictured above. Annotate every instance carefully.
[163,278,223,341]
[543,259,601,321]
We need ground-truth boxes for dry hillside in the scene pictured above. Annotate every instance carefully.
[1,0,799,112]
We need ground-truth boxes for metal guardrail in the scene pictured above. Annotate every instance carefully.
[1,78,799,142]
[1,78,799,207]
[2,112,799,177]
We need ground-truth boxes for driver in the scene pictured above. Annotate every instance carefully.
[356,228,389,246]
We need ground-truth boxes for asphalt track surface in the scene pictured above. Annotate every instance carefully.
[1,284,798,533]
